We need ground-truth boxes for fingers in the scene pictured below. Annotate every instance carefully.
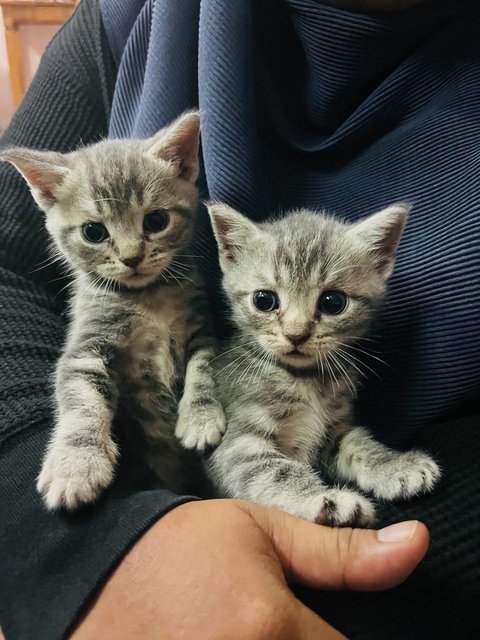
[247,503,429,591]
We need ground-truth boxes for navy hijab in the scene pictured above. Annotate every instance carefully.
[99,0,479,444]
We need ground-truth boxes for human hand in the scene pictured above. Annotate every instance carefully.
[71,500,429,640]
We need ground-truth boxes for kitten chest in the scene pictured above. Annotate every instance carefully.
[275,378,341,465]
[122,287,192,390]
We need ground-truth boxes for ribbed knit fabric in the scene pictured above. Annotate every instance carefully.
[101,0,480,444]
[0,2,195,639]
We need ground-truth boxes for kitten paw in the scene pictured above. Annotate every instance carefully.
[175,399,226,451]
[367,451,441,501]
[300,489,375,527]
[315,489,375,527]
[37,439,118,510]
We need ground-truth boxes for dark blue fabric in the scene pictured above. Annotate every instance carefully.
[99,0,479,444]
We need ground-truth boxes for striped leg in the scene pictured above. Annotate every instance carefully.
[37,348,119,510]
[176,332,226,451]
[210,433,374,526]
[328,427,441,501]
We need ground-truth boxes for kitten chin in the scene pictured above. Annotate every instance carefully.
[276,359,321,378]
[113,269,163,290]
[279,351,316,368]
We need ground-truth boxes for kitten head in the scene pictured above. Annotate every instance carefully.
[0,111,200,289]
[208,203,408,373]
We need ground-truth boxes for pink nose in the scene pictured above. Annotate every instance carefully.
[285,333,309,346]
[122,255,143,268]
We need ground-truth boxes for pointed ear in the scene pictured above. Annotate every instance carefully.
[146,111,200,184]
[0,147,71,211]
[351,203,410,278]
[208,202,260,268]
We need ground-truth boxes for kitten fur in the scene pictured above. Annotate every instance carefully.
[202,203,441,526]
[1,112,225,510]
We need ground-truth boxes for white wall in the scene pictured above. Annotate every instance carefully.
[0,12,59,131]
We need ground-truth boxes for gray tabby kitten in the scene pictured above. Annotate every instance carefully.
[1,112,225,510]
[202,203,441,526]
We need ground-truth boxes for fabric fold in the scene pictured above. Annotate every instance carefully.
[100,0,480,442]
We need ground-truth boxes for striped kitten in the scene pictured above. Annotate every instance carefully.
[2,113,225,510]
[203,203,441,526]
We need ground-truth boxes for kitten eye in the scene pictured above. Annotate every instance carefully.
[144,209,170,233]
[252,291,279,312]
[82,222,109,243]
[318,290,348,315]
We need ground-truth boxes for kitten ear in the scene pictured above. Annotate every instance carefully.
[351,203,410,278]
[208,202,260,267]
[0,147,71,211]
[146,111,200,184]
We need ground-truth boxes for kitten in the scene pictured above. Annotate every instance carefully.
[1,112,225,510]
[201,202,441,526]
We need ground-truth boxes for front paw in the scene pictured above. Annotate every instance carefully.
[302,489,375,527]
[37,438,118,511]
[370,450,441,501]
[316,488,376,527]
[175,398,226,451]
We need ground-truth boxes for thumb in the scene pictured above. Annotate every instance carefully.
[248,504,430,591]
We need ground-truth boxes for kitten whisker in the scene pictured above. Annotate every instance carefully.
[174,254,201,259]
[259,351,275,386]
[343,335,380,345]
[208,340,259,365]
[85,276,106,307]
[331,342,369,380]
[164,267,186,292]
[250,349,271,388]
[48,273,72,285]
[54,278,77,299]
[316,353,325,382]
[242,350,264,389]
[340,342,389,367]
[169,258,193,267]
[329,349,357,396]
[29,253,67,275]
[323,352,339,394]
[223,352,259,382]
[214,346,259,381]
[333,343,381,379]
[236,347,265,386]
[167,266,196,285]
[230,347,265,384]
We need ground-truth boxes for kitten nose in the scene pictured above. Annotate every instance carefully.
[285,333,309,346]
[122,255,143,268]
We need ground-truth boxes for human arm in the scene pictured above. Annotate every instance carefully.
[72,499,429,640]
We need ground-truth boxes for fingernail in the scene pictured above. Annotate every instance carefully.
[377,521,418,543]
